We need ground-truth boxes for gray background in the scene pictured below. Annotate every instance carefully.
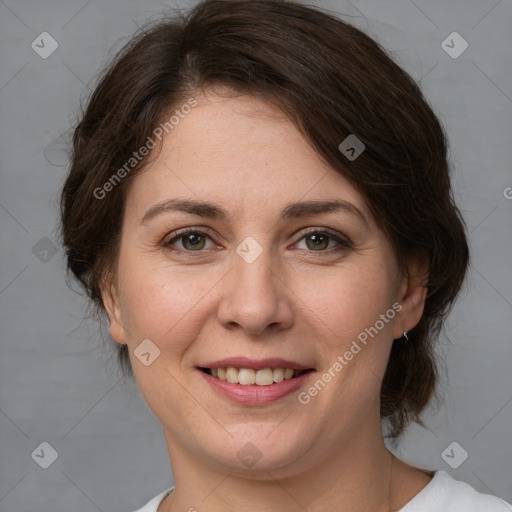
[0,0,511,510]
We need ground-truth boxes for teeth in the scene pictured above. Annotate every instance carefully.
[273,368,284,383]
[255,368,273,386]
[226,367,238,384]
[206,367,304,386]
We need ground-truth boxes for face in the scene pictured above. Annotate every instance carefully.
[103,87,427,478]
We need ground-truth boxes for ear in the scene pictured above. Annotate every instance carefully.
[100,276,127,345]
[392,253,429,339]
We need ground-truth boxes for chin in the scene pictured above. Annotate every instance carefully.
[201,428,309,476]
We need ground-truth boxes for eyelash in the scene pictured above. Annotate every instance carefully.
[163,227,353,256]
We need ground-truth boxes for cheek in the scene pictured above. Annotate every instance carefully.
[116,252,218,351]
[295,262,397,347]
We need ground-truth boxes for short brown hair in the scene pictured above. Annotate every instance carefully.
[60,0,469,439]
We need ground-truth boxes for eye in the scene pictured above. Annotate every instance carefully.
[165,228,216,252]
[293,229,352,253]
[164,227,352,255]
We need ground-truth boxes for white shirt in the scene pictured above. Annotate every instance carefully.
[131,470,512,512]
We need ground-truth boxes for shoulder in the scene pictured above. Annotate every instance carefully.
[129,487,174,512]
[400,470,512,512]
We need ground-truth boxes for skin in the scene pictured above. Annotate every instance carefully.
[102,86,433,512]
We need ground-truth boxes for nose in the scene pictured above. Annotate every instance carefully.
[216,247,294,336]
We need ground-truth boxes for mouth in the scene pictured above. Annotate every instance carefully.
[198,367,315,386]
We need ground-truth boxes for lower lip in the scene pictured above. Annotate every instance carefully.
[198,369,315,405]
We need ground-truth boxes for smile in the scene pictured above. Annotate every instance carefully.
[197,366,316,405]
[199,367,311,386]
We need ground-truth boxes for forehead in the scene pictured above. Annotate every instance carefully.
[125,90,372,226]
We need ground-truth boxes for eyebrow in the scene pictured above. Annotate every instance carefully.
[140,198,370,228]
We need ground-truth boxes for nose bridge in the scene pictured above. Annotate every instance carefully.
[217,235,292,334]
[232,237,279,308]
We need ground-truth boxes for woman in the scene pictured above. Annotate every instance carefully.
[59,0,511,510]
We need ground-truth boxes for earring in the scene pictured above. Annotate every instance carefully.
[402,331,409,343]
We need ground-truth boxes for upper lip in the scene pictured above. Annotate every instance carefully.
[198,357,314,371]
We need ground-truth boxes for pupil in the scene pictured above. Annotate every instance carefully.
[185,233,203,250]
[308,234,327,250]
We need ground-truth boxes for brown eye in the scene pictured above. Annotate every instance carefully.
[166,229,214,251]
[164,228,352,255]
[304,233,330,251]
[295,230,352,253]
[181,232,206,250]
